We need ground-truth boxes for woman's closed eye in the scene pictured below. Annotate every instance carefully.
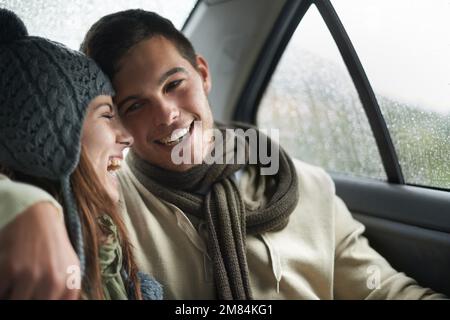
[99,104,115,119]
[102,112,115,120]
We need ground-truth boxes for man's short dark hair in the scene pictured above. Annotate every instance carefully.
[80,9,197,79]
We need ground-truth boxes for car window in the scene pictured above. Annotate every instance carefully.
[0,0,197,49]
[330,0,450,190]
[257,4,386,180]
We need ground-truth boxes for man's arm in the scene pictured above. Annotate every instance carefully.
[0,175,80,299]
[332,195,447,299]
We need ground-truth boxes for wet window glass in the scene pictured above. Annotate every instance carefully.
[332,0,450,190]
[257,4,386,180]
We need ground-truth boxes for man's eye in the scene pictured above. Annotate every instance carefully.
[125,103,143,114]
[164,79,183,93]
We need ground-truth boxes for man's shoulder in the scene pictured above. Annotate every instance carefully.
[291,157,336,196]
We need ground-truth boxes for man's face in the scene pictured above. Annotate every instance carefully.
[113,36,214,172]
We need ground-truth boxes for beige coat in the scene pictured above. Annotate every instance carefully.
[116,159,445,299]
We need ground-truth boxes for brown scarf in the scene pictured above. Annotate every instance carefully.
[127,122,299,299]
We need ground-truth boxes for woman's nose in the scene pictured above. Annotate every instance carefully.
[119,134,134,147]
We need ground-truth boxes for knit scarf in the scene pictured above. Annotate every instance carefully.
[127,122,299,299]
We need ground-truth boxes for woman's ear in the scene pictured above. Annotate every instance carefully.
[195,55,211,94]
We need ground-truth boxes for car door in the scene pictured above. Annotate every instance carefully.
[185,0,450,296]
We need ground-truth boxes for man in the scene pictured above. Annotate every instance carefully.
[0,9,446,299]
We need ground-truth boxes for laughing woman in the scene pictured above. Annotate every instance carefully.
[0,9,162,300]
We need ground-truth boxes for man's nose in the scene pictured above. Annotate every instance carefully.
[153,98,180,126]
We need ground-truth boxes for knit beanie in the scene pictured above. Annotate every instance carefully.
[0,9,115,277]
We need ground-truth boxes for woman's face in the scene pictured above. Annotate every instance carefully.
[81,95,133,203]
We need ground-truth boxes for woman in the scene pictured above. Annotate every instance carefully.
[0,9,162,300]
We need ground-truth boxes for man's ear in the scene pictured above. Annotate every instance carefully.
[196,55,211,94]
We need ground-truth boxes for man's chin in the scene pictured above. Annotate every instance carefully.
[163,161,198,172]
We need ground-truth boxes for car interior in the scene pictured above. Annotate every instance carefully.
[1,0,449,297]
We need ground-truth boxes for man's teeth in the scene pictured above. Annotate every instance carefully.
[159,127,189,145]
[107,158,122,172]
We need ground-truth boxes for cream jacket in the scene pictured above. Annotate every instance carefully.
[116,159,445,299]
[0,174,63,227]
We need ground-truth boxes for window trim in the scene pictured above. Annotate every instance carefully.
[234,0,405,184]
[181,0,202,31]
[314,0,403,184]
[233,0,310,123]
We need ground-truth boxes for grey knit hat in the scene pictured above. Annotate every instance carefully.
[0,9,115,277]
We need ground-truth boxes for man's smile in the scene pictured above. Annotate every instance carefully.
[155,121,194,146]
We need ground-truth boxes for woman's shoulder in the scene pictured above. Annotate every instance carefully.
[0,174,63,228]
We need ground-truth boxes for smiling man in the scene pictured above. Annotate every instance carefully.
[112,36,215,172]
[0,9,446,300]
